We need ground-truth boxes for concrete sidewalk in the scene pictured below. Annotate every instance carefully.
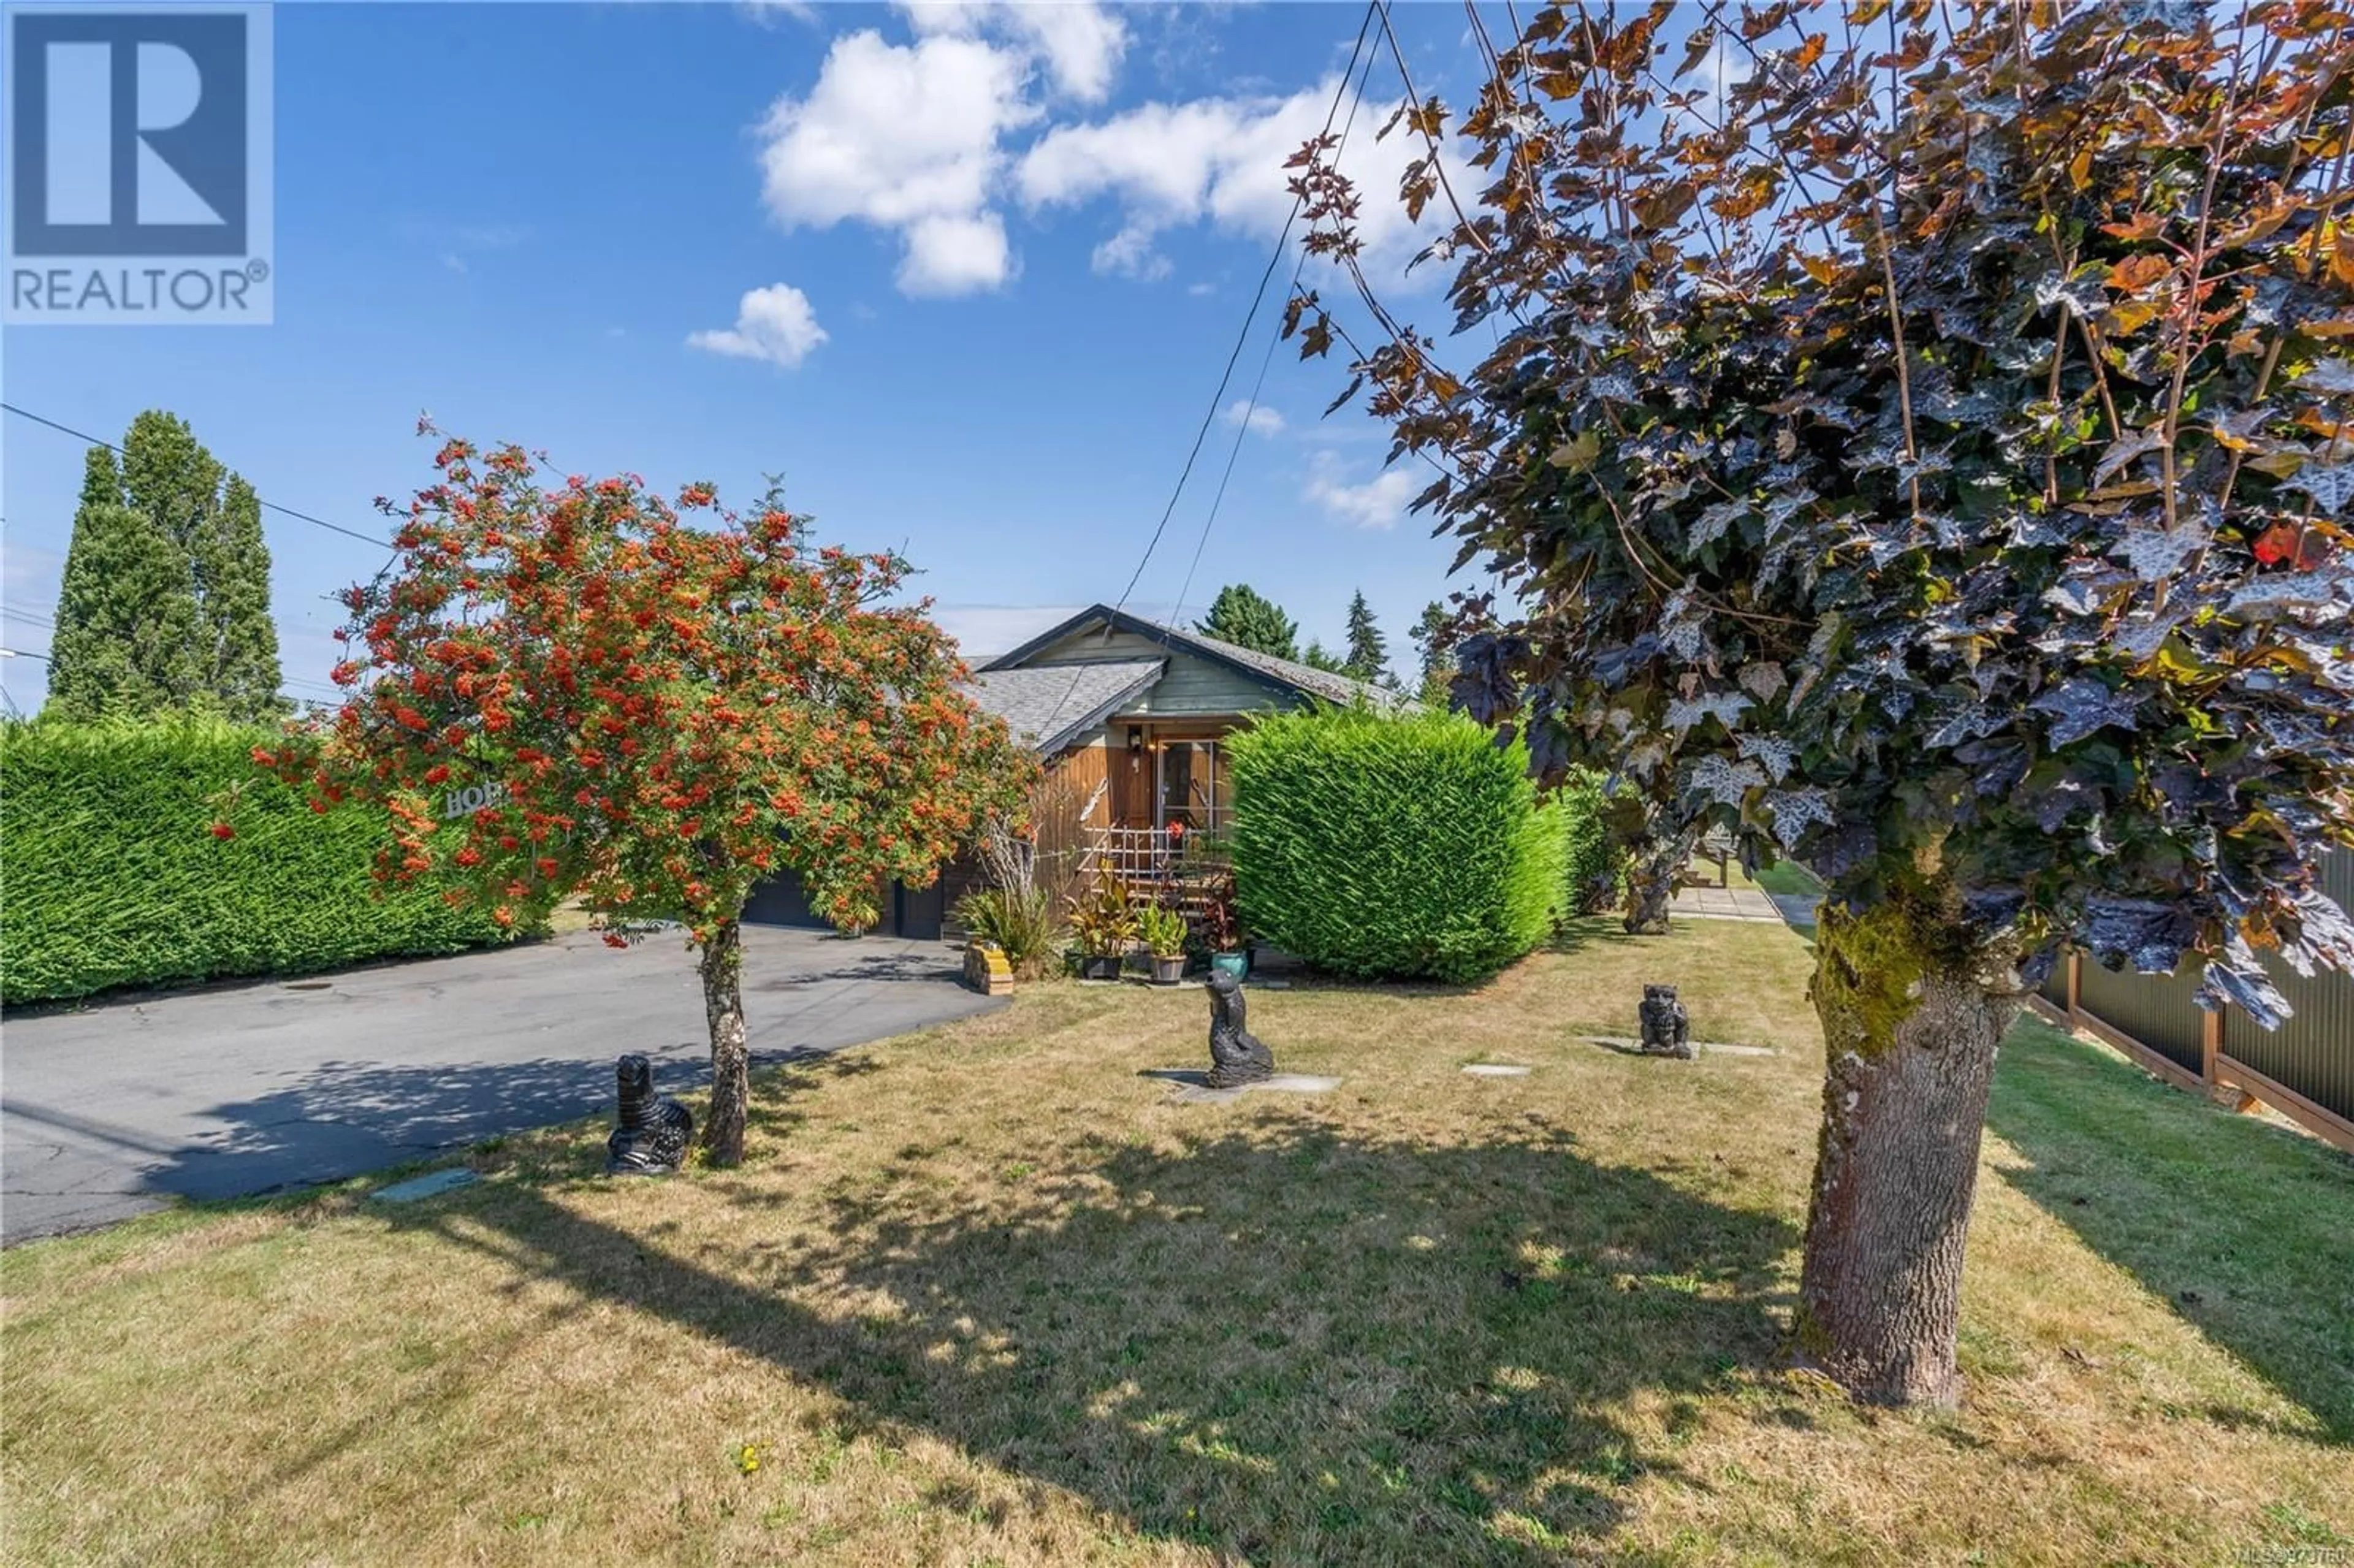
[1666,885,1785,923]
[1,927,999,1244]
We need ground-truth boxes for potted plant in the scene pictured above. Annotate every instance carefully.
[1201,873,1250,980]
[1067,866,1137,982]
[1137,903,1189,986]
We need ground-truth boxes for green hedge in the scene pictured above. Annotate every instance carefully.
[1225,706,1574,984]
[1,718,515,1006]
[1556,768,1626,914]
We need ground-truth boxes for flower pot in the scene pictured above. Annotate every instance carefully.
[1149,954,1186,986]
[1080,953,1122,982]
[1210,949,1249,980]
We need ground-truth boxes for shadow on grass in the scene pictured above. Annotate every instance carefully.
[1545,917,1654,957]
[387,1073,1799,1559]
[1986,1018,2354,1442]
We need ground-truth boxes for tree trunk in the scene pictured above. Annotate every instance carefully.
[1622,820,1702,935]
[1796,891,2024,1407]
[698,918,750,1167]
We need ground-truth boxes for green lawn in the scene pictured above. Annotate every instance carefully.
[2,918,2347,1566]
[1715,858,1823,902]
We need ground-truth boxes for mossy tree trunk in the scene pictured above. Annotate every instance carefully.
[1623,820,1701,935]
[698,918,749,1166]
[1797,886,2024,1407]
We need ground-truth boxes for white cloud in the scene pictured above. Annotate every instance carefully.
[1091,221,1170,280]
[1016,79,1467,286]
[757,29,1037,297]
[899,211,1015,295]
[1305,451,1416,530]
[1186,280,1216,297]
[687,282,829,368]
[901,1,1128,103]
[1222,400,1283,436]
[740,0,820,24]
[1664,34,1754,137]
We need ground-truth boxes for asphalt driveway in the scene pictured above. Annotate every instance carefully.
[1,927,1001,1244]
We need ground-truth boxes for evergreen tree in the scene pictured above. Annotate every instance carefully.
[1195,584,1298,661]
[1300,639,1348,674]
[193,474,286,721]
[1342,590,1389,682]
[120,411,224,558]
[44,411,284,722]
[1409,601,1455,707]
[44,446,202,721]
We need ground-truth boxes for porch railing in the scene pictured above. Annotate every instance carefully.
[1083,826,1227,911]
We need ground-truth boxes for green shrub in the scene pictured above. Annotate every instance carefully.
[953,885,1061,975]
[1225,706,1576,984]
[1,717,516,1006]
[1557,769,1627,913]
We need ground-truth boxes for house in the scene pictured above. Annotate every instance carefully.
[742,603,1395,940]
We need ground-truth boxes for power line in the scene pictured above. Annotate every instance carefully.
[1026,1,1381,745]
[1107,1,1380,623]
[1,402,392,549]
[1171,26,1383,635]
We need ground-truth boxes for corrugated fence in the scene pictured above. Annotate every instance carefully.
[2037,849,2354,1154]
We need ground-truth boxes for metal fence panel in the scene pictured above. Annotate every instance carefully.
[2220,849,2354,1125]
[2076,956,2206,1075]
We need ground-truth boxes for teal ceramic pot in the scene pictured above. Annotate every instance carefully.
[1209,950,1249,980]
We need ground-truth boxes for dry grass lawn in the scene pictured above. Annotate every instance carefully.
[3,917,2348,1567]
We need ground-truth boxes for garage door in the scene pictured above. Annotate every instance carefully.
[743,869,826,928]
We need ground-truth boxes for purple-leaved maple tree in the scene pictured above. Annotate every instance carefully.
[1289,0,2354,1406]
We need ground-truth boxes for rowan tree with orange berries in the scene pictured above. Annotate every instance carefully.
[248,430,1031,1165]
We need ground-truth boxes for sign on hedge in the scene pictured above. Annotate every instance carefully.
[441,781,509,819]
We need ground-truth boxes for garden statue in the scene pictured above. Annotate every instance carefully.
[606,1052,694,1174]
[1638,985,1694,1060]
[1205,969,1275,1088]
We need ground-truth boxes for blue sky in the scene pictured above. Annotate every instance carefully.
[0,1,1544,711]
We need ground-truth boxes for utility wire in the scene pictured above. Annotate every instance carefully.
[2,402,392,549]
[1026,1,1381,745]
[2,405,391,704]
[1171,28,1382,633]
[1111,0,1379,623]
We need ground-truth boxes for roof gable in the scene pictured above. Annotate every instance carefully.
[983,604,1401,710]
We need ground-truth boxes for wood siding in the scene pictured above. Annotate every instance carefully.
[1024,626,1300,720]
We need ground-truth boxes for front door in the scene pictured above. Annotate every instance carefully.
[1110,735,1151,827]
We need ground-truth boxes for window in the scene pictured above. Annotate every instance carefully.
[1156,739,1229,831]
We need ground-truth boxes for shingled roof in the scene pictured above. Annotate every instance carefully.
[962,659,1164,755]
[979,605,1404,712]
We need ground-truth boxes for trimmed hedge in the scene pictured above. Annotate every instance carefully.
[1226,706,1574,984]
[1,719,514,1006]
[1556,768,1627,913]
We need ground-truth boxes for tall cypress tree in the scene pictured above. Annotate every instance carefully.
[44,446,202,721]
[1195,584,1299,661]
[1409,600,1454,707]
[44,411,283,721]
[1343,590,1389,683]
[194,474,286,721]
